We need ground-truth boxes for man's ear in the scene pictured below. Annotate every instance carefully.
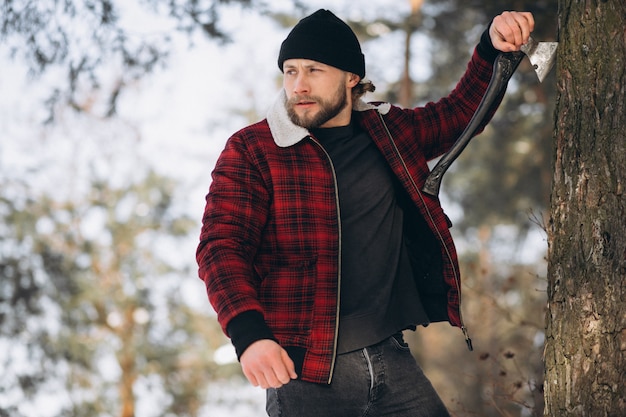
[347,73,361,88]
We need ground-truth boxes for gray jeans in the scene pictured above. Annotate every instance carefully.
[266,334,450,417]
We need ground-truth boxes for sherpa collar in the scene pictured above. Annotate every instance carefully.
[266,89,391,148]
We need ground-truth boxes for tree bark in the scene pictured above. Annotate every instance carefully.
[545,1,626,416]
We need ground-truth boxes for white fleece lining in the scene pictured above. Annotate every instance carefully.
[267,89,392,148]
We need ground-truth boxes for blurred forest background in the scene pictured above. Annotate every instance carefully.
[0,1,558,416]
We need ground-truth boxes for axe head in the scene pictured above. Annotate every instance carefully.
[520,36,558,83]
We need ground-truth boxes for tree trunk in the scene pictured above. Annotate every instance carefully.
[398,0,423,108]
[118,307,138,417]
[545,1,626,416]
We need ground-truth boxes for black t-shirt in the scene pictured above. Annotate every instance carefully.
[311,121,429,353]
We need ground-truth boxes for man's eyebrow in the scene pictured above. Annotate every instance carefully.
[284,62,327,70]
[304,62,326,68]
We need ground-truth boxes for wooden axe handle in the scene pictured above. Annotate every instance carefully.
[422,51,525,196]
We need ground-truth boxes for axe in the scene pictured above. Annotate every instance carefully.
[422,37,558,196]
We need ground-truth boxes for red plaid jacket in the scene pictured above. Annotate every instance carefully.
[198,45,501,384]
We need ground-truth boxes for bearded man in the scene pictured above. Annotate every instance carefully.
[197,8,535,417]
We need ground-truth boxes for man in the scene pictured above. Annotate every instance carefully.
[197,8,534,417]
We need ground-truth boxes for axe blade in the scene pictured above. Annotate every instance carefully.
[521,37,558,83]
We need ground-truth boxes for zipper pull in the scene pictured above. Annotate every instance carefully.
[462,326,473,351]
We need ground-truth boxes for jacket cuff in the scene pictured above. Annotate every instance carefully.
[226,310,277,360]
[476,21,499,62]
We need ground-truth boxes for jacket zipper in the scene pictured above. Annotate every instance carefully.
[376,113,473,351]
[309,136,343,383]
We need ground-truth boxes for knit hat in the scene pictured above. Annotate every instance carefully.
[278,9,366,78]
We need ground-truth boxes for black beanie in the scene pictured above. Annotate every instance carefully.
[278,9,365,78]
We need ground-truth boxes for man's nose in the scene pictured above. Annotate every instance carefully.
[292,73,310,95]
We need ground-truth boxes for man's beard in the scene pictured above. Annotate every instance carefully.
[286,84,348,129]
